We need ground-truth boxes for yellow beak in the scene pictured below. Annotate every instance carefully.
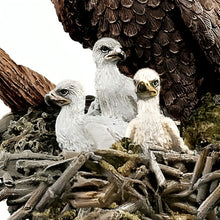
[136,81,158,97]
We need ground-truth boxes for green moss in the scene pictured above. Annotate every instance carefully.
[119,210,141,220]
[33,202,76,219]
[112,138,143,154]
[112,141,127,152]
[183,93,220,149]
[99,159,118,173]
[118,159,137,176]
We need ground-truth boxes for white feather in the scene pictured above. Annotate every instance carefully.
[88,37,137,122]
[126,68,191,153]
[47,80,127,152]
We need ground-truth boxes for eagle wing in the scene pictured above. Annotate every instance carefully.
[174,0,220,72]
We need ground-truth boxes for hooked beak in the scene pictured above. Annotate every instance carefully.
[136,81,158,97]
[44,91,71,107]
[104,47,126,61]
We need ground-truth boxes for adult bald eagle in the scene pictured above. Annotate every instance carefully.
[52,0,220,121]
[88,37,137,122]
[126,67,191,153]
[45,80,127,151]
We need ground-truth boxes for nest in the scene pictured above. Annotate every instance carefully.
[0,106,219,220]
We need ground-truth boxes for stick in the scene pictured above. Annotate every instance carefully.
[159,163,183,178]
[8,182,48,220]
[35,152,90,211]
[153,151,199,164]
[197,183,220,219]
[193,170,220,190]
[189,148,210,190]
[197,156,215,204]
[1,150,59,164]
[2,171,14,187]
[149,150,166,187]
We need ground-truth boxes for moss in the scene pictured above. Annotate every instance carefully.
[110,138,142,175]
[183,93,220,150]
[0,105,61,155]
[112,141,127,152]
[33,202,76,220]
[112,137,142,154]
[99,159,118,173]
[109,202,118,209]
[118,159,137,176]
[119,210,141,220]
[56,210,77,220]
[171,214,196,220]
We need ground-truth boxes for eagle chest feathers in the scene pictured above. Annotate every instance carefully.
[95,66,136,121]
[56,107,93,151]
[133,100,172,149]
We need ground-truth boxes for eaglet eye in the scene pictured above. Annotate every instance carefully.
[152,80,159,88]
[100,46,110,53]
[59,89,69,96]
[133,80,137,86]
[137,82,147,93]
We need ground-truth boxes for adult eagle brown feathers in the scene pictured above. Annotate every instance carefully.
[52,0,220,121]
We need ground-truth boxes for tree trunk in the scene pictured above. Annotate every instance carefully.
[0,48,55,112]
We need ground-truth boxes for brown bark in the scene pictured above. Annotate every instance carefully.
[0,48,55,112]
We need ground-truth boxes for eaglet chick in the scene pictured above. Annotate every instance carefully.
[45,80,127,152]
[88,37,137,122]
[126,68,191,153]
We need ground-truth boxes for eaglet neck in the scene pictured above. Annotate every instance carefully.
[95,63,122,89]
[57,101,84,126]
[137,97,161,119]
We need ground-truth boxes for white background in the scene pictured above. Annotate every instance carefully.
[0,0,96,218]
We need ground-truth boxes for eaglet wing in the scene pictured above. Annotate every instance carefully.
[84,116,127,149]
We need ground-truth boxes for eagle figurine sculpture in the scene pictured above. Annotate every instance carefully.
[45,80,127,152]
[126,67,191,153]
[52,0,220,121]
[88,37,137,122]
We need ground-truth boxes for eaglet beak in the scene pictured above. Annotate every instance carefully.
[136,81,158,97]
[44,91,71,107]
[105,46,126,61]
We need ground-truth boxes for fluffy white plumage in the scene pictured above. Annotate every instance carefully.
[88,37,137,122]
[45,80,127,152]
[126,68,191,153]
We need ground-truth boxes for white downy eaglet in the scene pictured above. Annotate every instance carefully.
[45,80,127,152]
[88,37,137,122]
[126,68,191,153]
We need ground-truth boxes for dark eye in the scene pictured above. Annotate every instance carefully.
[59,89,69,96]
[100,46,110,53]
[137,82,147,93]
[133,80,137,86]
[152,80,159,87]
